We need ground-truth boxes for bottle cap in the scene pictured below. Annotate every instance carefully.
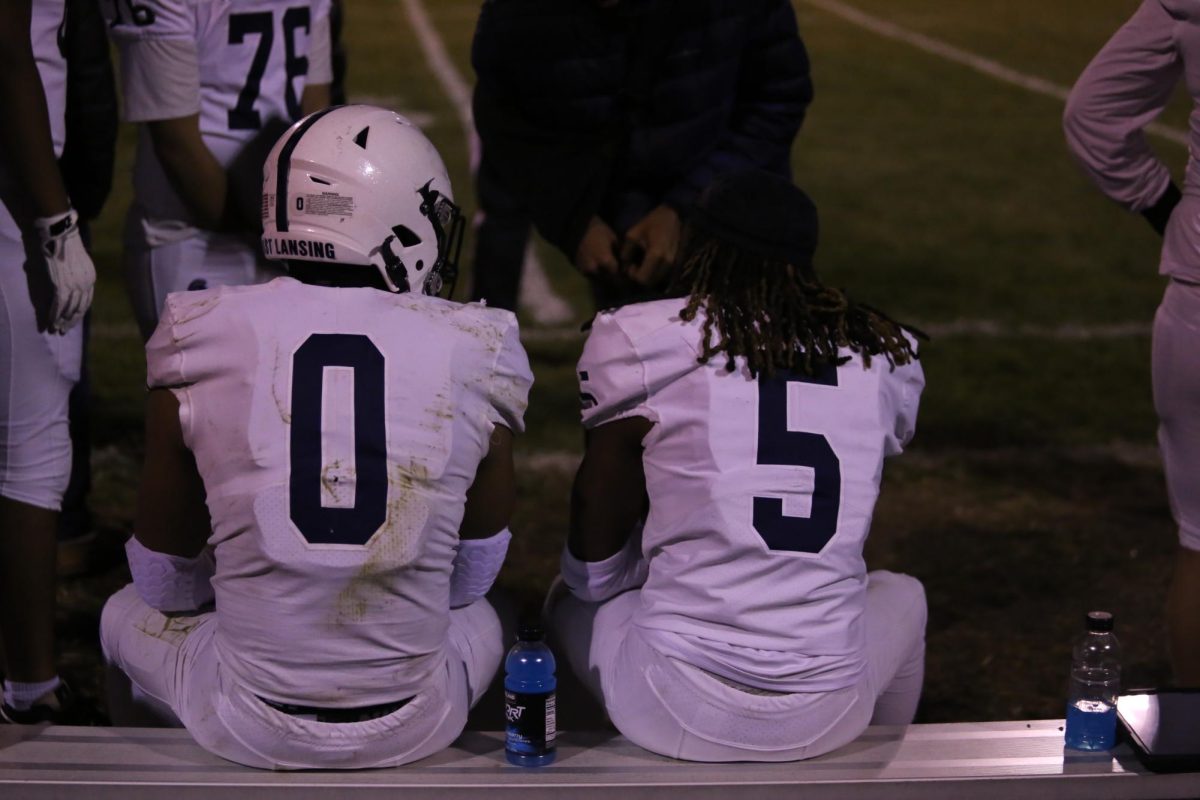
[517,621,545,642]
[1085,611,1114,633]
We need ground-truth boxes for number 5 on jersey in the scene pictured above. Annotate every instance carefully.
[753,366,842,555]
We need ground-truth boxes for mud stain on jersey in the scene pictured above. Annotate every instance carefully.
[490,377,529,421]
[452,320,502,356]
[135,612,206,645]
[417,386,455,432]
[169,294,223,345]
[271,345,292,424]
[174,292,221,321]
[332,459,431,624]
[431,389,455,422]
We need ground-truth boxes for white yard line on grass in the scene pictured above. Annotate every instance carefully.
[516,451,582,475]
[803,0,1189,147]
[399,0,575,324]
[919,319,1152,340]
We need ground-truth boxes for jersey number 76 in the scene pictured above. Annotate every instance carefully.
[228,7,312,130]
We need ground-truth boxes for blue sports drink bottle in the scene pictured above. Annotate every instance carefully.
[504,622,557,767]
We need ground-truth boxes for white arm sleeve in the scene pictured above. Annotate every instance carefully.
[1063,0,1180,212]
[125,537,215,613]
[449,528,511,609]
[560,525,648,604]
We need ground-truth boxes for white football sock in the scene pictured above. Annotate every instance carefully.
[3,676,62,711]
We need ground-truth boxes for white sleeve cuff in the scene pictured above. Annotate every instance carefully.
[560,525,648,604]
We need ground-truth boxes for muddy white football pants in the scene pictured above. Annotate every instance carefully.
[549,570,927,762]
[1153,278,1200,551]
[0,232,81,510]
[101,583,505,769]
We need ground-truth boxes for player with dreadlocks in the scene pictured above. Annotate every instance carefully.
[547,169,929,762]
[670,171,921,378]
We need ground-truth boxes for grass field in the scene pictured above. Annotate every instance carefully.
[62,0,1185,726]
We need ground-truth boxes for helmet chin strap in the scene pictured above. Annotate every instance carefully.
[376,233,412,293]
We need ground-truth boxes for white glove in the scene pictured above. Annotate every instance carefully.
[34,209,95,333]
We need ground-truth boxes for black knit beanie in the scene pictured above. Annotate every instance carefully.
[687,170,818,268]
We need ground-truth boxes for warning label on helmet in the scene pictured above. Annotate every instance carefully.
[299,192,355,217]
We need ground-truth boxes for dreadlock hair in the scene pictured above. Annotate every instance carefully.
[668,205,924,380]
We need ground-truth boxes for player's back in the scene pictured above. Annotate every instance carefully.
[146,277,529,707]
[579,298,924,693]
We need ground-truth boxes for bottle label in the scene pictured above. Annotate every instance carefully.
[505,689,557,755]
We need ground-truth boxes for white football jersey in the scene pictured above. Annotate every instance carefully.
[0,0,67,239]
[578,298,924,692]
[146,277,532,707]
[104,0,332,245]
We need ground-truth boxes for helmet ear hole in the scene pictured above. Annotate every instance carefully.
[392,225,421,247]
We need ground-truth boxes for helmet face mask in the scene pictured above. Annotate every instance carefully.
[377,181,464,296]
[261,105,461,296]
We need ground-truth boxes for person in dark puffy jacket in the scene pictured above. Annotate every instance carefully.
[471,0,813,307]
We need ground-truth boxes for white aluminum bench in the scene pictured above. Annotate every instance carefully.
[2,720,1198,799]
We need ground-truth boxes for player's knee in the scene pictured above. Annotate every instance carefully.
[99,584,143,664]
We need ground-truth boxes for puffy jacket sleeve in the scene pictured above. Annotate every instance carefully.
[663,0,813,210]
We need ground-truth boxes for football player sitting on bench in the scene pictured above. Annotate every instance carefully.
[101,106,532,769]
[550,170,928,762]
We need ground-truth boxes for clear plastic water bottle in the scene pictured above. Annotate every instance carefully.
[504,622,557,767]
[1064,610,1121,751]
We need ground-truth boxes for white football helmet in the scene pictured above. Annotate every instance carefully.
[261,105,463,294]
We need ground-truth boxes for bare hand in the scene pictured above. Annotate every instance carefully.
[575,216,620,276]
[620,204,681,288]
